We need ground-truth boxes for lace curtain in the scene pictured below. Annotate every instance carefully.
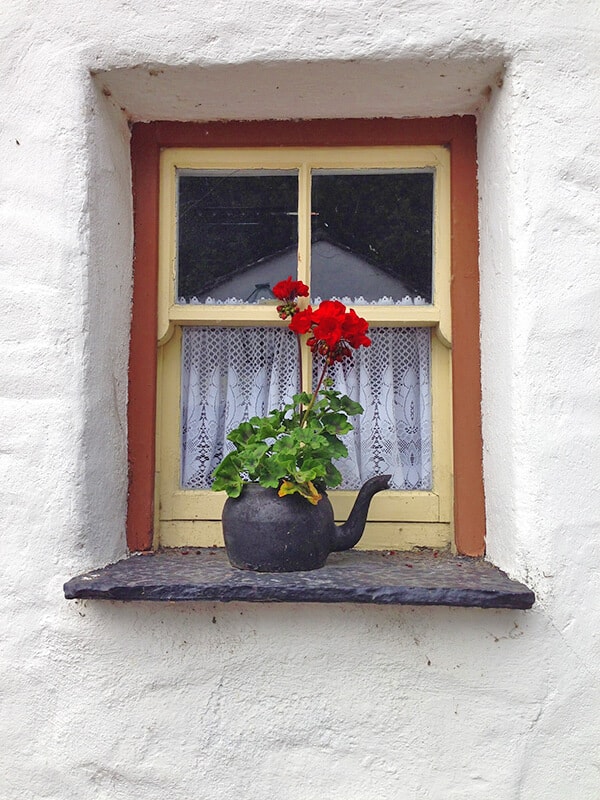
[181,327,431,491]
[319,327,431,490]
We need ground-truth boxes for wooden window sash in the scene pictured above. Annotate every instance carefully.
[156,146,452,550]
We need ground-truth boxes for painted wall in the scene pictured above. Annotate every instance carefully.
[1,1,599,797]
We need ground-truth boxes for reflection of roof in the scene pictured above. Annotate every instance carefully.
[311,229,413,286]
[197,240,298,296]
[193,235,416,303]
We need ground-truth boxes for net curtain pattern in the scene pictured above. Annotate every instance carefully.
[181,326,432,492]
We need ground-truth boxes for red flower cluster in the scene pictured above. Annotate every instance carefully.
[272,276,309,319]
[289,299,371,364]
[272,276,309,301]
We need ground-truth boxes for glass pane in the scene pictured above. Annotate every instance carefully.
[312,328,432,490]
[177,170,298,303]
[311,170,434,304]
[181,327,299,488]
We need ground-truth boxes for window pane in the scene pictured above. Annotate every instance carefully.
[182,327,431,492]
[177,171,298,303]
[181,327,300,488]
[311,170,433,304]
[313,328,432,490]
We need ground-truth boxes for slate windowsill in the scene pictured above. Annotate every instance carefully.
[63,548,534,609]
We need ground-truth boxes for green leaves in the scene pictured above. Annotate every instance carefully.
[320,389,364,417]
[320,412,354,435]
[210,453,244,497]
[211,386,363,501]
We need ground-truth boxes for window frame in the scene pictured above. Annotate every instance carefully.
[158,146,451,550]
[128,118,484,556]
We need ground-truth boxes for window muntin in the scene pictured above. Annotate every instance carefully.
[156,146,452,551]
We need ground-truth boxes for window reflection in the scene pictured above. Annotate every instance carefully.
[311,170,433,303]
[177,170,298,303]
[176,168,434,305]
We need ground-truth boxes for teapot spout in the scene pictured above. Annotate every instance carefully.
[330,474,391,552]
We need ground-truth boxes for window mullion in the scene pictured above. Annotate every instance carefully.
[297,162,311,288]
[298,163,313,393]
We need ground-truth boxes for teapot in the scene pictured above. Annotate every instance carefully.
[222,474,391,572]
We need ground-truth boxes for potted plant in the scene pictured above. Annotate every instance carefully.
[212,277,390,572]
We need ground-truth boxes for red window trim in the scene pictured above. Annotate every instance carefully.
[128,117,485,556]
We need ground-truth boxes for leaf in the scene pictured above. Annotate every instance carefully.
[272,434,297,451]
[211,457,244,496]
[241,442,270,471]
[212,452,241,480]
[291,392,313,406]
[258,455,290,486]
[295,457,328,480]
[294,466,319,483]
[277,480,298,497]
[257,473,281,489]
[293,427,329,448]
[339,396,364,416]
[321,434,348,459]
[324,463,343,487]
[278,480,322,505]
[320,389,342,410]
[249,412,284,436]
[227,421,258,447]
[320,412,353,435]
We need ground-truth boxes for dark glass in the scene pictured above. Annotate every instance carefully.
[310,171,433,303]
[177,171,298,303]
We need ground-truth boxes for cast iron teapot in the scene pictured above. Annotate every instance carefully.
[222,474,391,572]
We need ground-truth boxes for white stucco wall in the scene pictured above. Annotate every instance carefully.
[1,1,599,797]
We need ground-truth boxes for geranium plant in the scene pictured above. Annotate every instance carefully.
[211,277,371,504]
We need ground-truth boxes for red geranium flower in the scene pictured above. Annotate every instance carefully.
[309,301,344,348]
[341,308,371,349]
[312,315,343,350]
[288,294,370,365]
[272,276,310,301]
[289,307,314,334]
[311,299,346,323]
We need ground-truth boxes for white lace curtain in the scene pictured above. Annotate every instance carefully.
[181,327,431,491]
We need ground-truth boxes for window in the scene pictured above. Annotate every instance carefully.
[128,119,485,557]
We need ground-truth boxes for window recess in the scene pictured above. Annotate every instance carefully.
[66,119,520,606]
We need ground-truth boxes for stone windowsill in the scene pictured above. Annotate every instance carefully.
[63,548,535,609]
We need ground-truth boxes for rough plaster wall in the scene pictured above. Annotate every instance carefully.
[1,1,599,798]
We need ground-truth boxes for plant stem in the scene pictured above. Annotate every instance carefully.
[300,359,329,427]
[295,333,303,415]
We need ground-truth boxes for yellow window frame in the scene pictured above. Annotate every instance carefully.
[155,146,453,551]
